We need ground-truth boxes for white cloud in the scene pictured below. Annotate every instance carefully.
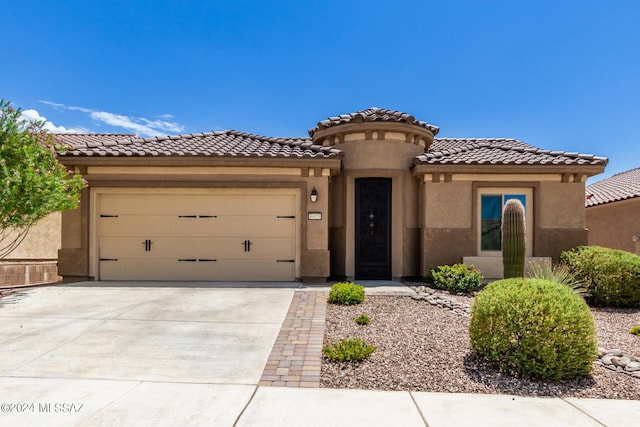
[39,100,185,137]
[20,109,87,134]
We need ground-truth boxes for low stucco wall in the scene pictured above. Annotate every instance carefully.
[0,261,60,287]
[1,214,62,287]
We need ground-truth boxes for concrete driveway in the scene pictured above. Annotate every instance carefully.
[0,282,296,426]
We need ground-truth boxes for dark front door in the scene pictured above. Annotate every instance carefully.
[355,178,392,279]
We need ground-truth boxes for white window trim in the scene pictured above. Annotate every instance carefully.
[477,187,533,257]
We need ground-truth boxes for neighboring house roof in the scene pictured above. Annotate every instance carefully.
[57,130,342,159]
[414,138,607,166]
[308,107,440,137]
[585,167,640,207]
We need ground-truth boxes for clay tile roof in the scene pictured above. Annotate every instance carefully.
[308,107,440,137]
[585,167,640,207]
[53,134,136,148]
[56,130,342,159]
[414,138,608,167]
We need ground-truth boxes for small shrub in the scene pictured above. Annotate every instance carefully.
[322,338,376,362]
[631,326,640,336]
[526,260,589,297]
[560,246,640,308]
[431,264,483,295]
[355,313,371,325]
[469,278,598,381]
[328,282,365,305]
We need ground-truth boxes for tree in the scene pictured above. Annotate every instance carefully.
[0,99,86,258]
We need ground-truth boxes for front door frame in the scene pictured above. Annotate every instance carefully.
[354,178,392,280]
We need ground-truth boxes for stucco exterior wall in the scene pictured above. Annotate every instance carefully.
[587,198,640,255]
[538,182,586,228]
[4,213,61,259]
[327,136,425,279]
[535,181,589,259]
[417,176,591,275]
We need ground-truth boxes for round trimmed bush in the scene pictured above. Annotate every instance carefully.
[328,282,365,305]
[430,263,483,295]
[469,278,598,381]
[560,246,640,308]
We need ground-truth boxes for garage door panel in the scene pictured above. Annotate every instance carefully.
[211,196,295,216]
[98,192,297,281]
[101,196,204,216]
[100,259,223,280]
[101,237,202,258]
[213,216,296,238]
[101,216,295,238]
[219,260,295,281]
[232,238,296,259]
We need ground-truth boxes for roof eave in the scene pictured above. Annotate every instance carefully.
[58,154,343,170]
[412,163,607,177]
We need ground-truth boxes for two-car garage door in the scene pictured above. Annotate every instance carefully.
[97,192,297,281]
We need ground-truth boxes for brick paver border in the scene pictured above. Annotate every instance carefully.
[259,290,328,387]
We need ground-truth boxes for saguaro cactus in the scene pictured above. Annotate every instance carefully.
[502,199,526,278]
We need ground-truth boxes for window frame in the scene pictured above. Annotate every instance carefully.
[477,187,533,257]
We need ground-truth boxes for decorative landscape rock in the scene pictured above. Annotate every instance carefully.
[408,285,471,316]
[596,348,640,379]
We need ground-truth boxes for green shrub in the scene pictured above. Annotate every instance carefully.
[431,264,483,295]
[328,282,365,305]
[322,338,376,362]
[526,260,589,297]
[469,278,598,381]
[355,313,371,325]
[631,326,640,336]
[560,246,640,308]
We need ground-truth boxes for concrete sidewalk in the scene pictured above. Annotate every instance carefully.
[1,378,639,426]
[0,282,638,426]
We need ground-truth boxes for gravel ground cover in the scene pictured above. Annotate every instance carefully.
[320,291,640,400]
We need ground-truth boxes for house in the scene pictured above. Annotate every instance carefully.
[586,167,640,255]
[51,107,607,283]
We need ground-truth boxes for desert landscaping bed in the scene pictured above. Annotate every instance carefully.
[320,292,640,400]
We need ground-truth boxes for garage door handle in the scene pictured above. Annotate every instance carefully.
[178,258,197,262]
[199,215,217,218]
[100,258,118,261]
[178,215,197,218]
[198,259,217,262]
[277,215,295,219]
[276,259,295,263]
[242,240,253,252]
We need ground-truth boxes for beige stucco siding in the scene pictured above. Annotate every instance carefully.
[423,182,472,228]
[4,213,61,259]
[538,182,586,228]
[416,176,593,275]
[587,198,640,255]
[327,136,425,279]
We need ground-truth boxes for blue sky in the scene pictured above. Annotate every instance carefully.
[2,1,639,182]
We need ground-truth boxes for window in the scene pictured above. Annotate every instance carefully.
[478,189,532,255]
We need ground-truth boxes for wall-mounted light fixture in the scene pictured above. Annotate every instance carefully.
[310,188,318,203]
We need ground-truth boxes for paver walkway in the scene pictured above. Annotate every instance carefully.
[259,290,328,387]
